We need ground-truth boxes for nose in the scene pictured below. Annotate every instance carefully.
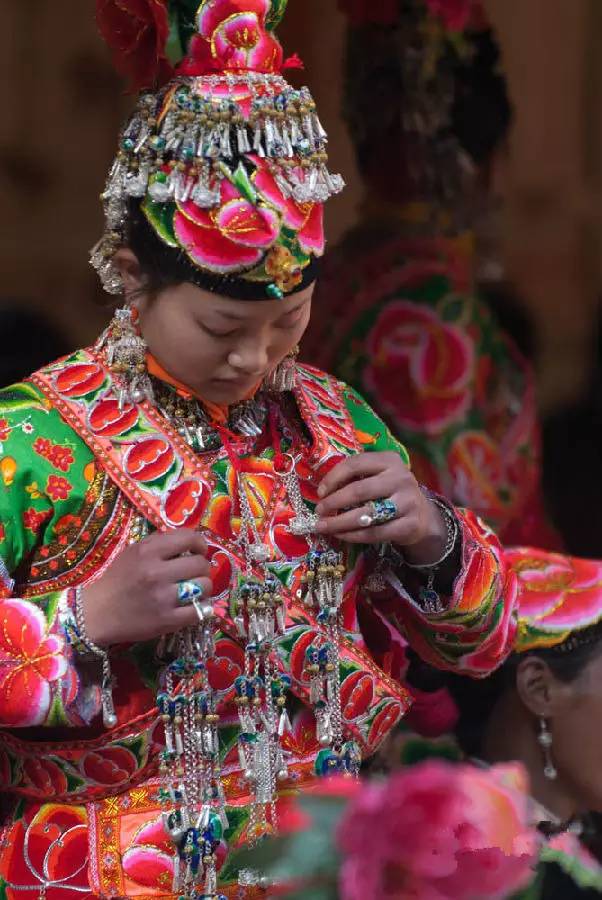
[228,338,269,377]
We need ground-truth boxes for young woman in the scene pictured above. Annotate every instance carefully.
[0,2,517,898]
[406,546,602,895]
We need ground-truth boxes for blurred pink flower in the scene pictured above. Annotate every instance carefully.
[424,0,483,32]
[337,761,537,900]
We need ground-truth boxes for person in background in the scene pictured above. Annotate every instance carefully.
[405,545,602,896]
[303,0,561,550]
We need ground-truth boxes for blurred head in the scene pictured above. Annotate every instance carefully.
[342,18,512,213]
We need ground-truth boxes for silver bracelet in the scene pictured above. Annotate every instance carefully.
[405,498,459,572]
[74,587,117,729]
[404,499,459,614]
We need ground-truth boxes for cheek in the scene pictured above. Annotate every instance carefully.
[554,694,602,811]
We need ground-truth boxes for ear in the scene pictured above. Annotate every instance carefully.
[515,656,572,719]
[113,249,145,301]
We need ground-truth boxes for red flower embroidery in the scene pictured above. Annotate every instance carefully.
[96,0,173,92]
[33,437,52,458]
[22,507,52,533]
[0,419,11,442]
[48,445,75,473]
[0,523,5,543]
[45,475,73,502]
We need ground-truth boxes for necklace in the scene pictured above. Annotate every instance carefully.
[152,389,360,898]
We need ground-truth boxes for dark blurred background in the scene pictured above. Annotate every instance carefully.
[0,0,600,552]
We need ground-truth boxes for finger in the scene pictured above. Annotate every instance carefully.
[170,576,214,610]
[315,473,399,517]
[163,554,212,582]
[168,589,215,631]
[317,453,397,499]
[316,498,412,537]
[334,519,417,545]
[141,529,208,560]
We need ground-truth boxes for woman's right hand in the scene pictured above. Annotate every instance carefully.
[81,529,213,646]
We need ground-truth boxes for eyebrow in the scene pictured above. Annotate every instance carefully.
[212,297,309,322]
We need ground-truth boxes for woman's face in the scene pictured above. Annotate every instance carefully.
[133,279,314,405]
[544,650,602,814]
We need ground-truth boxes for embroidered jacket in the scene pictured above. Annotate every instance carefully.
[0,350,516,899]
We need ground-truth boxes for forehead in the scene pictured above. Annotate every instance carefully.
[188,284,314,321]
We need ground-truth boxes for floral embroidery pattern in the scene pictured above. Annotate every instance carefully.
[34,438,75,472]
[45,475,73,502]
[22,507,52,534]
[0,598,71,726]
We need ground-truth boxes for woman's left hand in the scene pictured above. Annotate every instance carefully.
[315,451,448,565]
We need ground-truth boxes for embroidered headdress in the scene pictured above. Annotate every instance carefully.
[92,0,343,300]
[508,549,602,655]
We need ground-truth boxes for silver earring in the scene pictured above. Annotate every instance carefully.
[538,717,557,780]
[263,346,299,393]
[97,305,154,408]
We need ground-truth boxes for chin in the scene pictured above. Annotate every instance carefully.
[206,381,256,406]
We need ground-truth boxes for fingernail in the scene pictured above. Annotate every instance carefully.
[317,484,326,498]
[315,503,323,516]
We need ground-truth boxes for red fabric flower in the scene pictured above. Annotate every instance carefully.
[181,0,284,76]
[96,0,174,92]
[0,418,10,442]
[45,475,73,502]
[48,446,75,473]
[22,507,52,533]
[33,437,52,458]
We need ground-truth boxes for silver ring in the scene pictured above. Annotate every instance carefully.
[177,580,204,606]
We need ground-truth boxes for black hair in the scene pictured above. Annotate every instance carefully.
[124,197,318,302]
[343,22,512,179]
[451,29,512,166]
[406,624,602,758]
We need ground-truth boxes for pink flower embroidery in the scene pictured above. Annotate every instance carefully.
[182,0,284,76]
[0,599,70,726]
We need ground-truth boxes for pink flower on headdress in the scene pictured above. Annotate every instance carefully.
[253,159,325,256]
[96,0,174,92]
[337,761,537,899]
[181,0,284,75]
[174,179,281,273]
[172,158,323,274]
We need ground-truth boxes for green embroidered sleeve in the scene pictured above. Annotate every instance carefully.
[0,382,102,727]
